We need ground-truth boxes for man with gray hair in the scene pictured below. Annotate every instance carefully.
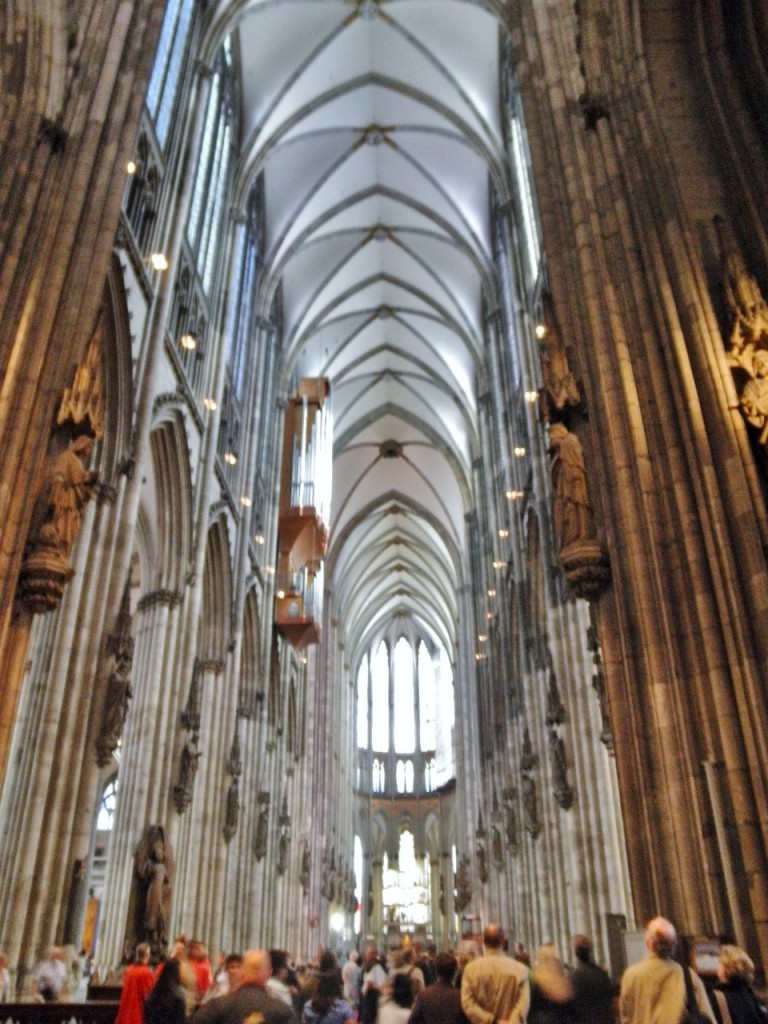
[619,917,715,1024]
[460,924,529,1024]
[190,949,296,1024]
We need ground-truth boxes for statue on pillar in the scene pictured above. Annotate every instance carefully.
[19,435,99,613]
[135,826,173,956]
[547,422,610,600]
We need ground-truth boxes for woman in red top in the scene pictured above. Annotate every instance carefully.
[116,943,155,1024]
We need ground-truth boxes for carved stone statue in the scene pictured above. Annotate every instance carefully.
[476,838,488,884]
[135,826,173,954]
[299,839,310,892]
[739,348,768,443]
[454,853,472,913]
[522,771,540,839]
[223,778,239,843]
[43,435,99,556]
[95,668,133,766]
[549,729,574,810]
[276,827,290,876]
[253,793,270,861]
[18,434,100,613]
[173,738,201,813]
[548,423,595,550]
[547,422,610,599]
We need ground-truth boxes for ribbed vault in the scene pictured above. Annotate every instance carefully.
[209,0,507,671]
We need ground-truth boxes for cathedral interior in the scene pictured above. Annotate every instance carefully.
[2,0,768,991]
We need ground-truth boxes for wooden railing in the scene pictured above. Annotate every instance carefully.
[0,1002,119,1024]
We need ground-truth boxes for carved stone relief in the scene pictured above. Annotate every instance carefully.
[717,216,768,445]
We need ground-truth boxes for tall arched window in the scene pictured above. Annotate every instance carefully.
[356,629,455,795]
[97,778,118,831]
[357,655,369,749]
[187,46,235,295]
[393,637,415,754]
[371,642,389,752]
[146,0,195,148]
[418,641,436,752]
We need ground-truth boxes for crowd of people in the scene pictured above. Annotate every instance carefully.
[3,917,767,1024]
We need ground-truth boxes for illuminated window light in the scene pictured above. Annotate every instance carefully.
[180,332,197,351]
[240,495,252,508]
[254,533,265,545]
[486,612,494,620]
[507,489,524,501]
[478,635,487,643]
[487,588,496,597]
[535,323,547,339]
[492,560,505,570]
[514,446,526,457]
[265,565,275,575]
[498,528,509,538]
[525,390,538,404]
[223,452,237,466]
[150,253,168,271]
[126,160,138,175]
[277,589,285,599]
[301,656,308,665]
[202,397,217,411]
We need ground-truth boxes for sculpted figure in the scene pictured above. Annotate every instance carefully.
[740,348,768,443]
[136,827,173,951]
[96,668,133,765]
[40,435,99,556]
[548,422,596,550]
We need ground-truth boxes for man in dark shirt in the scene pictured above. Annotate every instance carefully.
[190,949,297,1024]
[570,934,615,1024]
[409,952,469,1024]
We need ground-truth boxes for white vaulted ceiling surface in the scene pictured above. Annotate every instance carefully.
[207,0,508,658]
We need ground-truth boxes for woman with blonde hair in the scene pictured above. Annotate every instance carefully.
[711,945,767,1024]
[527,945,577,1024]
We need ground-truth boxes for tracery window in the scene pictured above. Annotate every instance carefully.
[509,112,540,284]
[396,759,414,794]
[371,642,389,752]
[97,778,118,832]
[187,45,235,295]
[393,638,415,754]
[146,0,195,148]
[372,758,386,793]
[418,641,436,752]
[356,629,454,795]
[357,655,369,749]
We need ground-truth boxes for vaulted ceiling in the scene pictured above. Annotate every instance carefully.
[210,0,510,662]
